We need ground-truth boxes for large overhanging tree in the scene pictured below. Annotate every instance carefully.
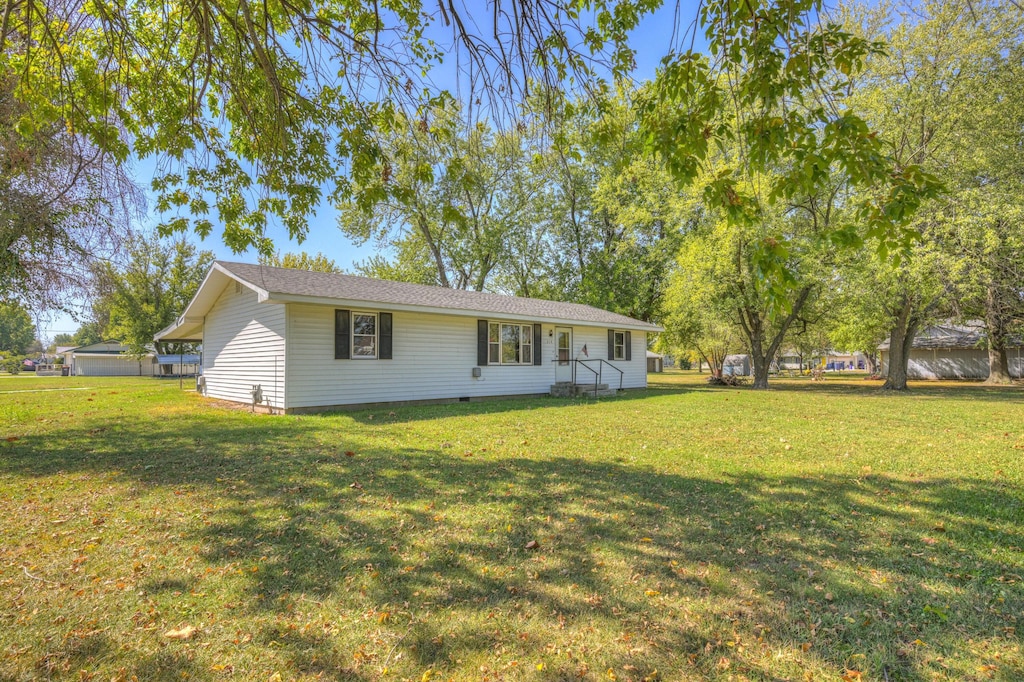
[840,0,1023,389]
[1,0,941,306]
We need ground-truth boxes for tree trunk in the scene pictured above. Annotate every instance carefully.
[741,286,813,390]
[416,215,450,288]
[863,352,877,376]
[984,283,1012,384]
[985,345,1012,384]
[751,351,770,389]
[881,299,919,391]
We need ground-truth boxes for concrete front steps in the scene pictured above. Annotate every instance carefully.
[550,382,618,398]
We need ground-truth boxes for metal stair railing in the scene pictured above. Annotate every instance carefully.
[550,358,624,395]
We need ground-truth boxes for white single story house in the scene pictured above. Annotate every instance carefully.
[64,340,154,376]
[879,323,1023,380]
[155,262,662,412]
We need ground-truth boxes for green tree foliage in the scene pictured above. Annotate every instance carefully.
[0,0,652,262]
[840,0,1023,388]
[259,251,341,273]
[343,91,686,322]
[353,237,439,286]
[0,301,35,354]
[70,321,105,348]
[338,107,536,292]
[637,0,941,276]
[98,235,214,370]
[665,172,840,389]
[537,90,686,321]
[2,0,943,309]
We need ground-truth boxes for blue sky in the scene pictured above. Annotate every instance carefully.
[40,2,695,340]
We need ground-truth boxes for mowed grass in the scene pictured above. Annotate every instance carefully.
[0,372,1021,682]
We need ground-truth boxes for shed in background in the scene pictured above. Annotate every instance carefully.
[646,350,664,373]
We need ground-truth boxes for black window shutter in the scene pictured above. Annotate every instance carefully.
[625,331,632,361]
[335,309,350,359]
[533,324,542,365]
[608,329,615,360]
[477,320,489,366]
[379,312,393,359]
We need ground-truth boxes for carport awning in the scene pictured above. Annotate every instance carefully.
[156,354,201,364]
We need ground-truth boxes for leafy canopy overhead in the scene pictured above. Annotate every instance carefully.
[1,0,939,269]
[637,0,943,266]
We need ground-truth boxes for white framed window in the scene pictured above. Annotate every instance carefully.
[489,322,533,365]
[613,330,625,360]
[352,312,377,358]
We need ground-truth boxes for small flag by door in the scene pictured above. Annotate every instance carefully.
[581,344,588,357]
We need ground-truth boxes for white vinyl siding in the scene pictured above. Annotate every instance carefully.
[571,327,646,390]
[202,283,286,408]
[285,304,647,409]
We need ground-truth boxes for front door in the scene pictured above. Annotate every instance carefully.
[554,327,573,383]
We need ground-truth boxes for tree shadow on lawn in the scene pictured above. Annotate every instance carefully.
[728,379,1024,403]
[314,385,698,425]
[2,416,1022,681]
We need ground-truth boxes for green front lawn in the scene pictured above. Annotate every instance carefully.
[1,372,1021,681]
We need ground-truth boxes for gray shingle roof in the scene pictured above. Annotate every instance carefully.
[218,261,661,331]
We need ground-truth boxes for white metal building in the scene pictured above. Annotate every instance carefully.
[156,262,661,412]
[65,341,154,376]
[878,323,1023,380]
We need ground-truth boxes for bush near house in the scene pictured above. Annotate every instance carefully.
[0,354,25,374]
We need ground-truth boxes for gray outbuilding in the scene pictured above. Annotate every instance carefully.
[878,323,1023,380]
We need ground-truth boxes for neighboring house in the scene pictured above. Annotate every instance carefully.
[822,351,869,371]
[646,351,664,373]
[155,262,662,412]
[65,341,153,376]
[878,323,1023,380]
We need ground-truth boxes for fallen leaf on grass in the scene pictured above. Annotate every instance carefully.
[841,670,862,681]
[525,540,540,550]
[344,451,355,457]
[164,625,197,640]
[349,482,363,489]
